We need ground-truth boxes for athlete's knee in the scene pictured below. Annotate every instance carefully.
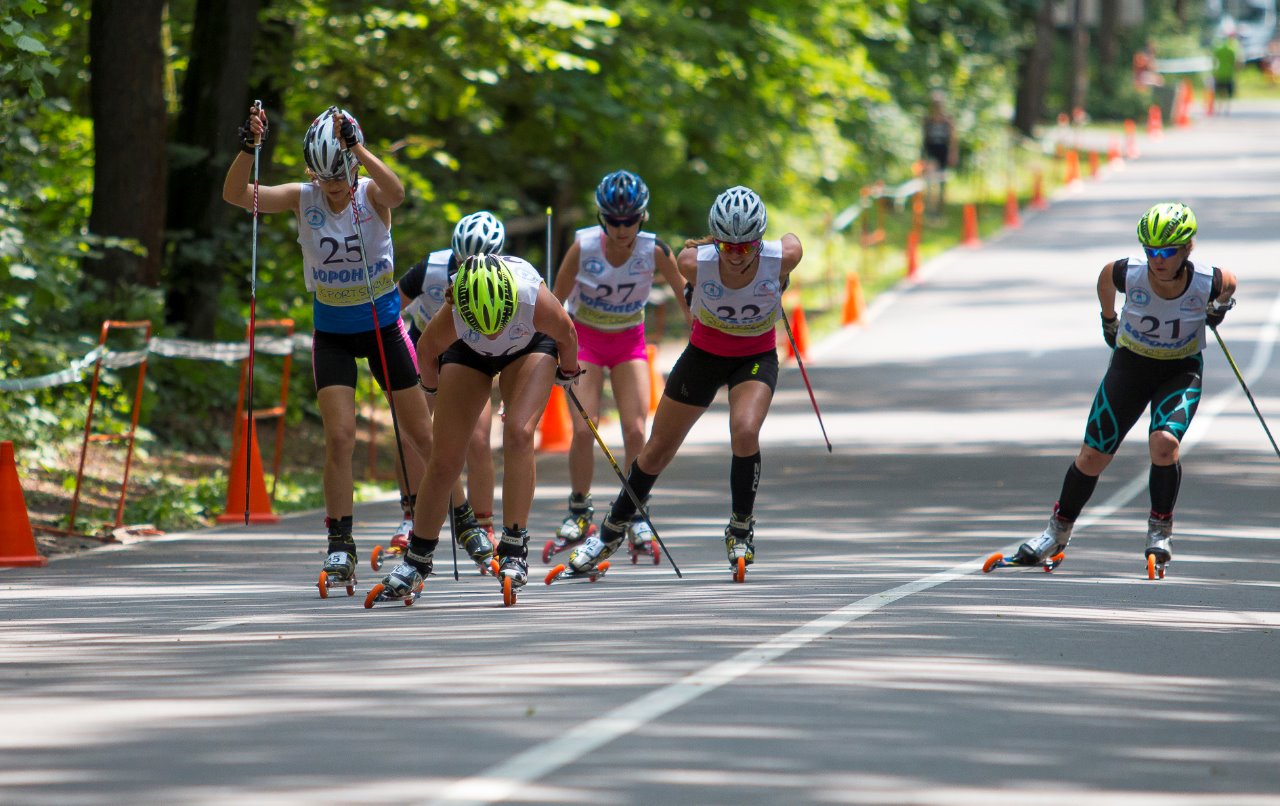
[1148,430,1180,463]
[1074,445,1111,476]
[324,421,357,456]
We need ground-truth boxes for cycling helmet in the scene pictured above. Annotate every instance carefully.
[1137,202,1197,247]
[451,211,506,261]
[454,254,517,335]
[303,107,363,180]
[708,186,767,243]
[595,170,650,218]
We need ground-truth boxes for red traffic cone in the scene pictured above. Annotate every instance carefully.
[216,420,279,524]
[1030,172,1048,211]
[784,306,810,362]
[1147,104,1163,139]
[842,273,866,324]
[0,441,48,567]
[962,204,980,247]
[1004,188,1021,228]
[1124,119,1140,159]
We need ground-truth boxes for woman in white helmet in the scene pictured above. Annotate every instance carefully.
[222,104,433,594]
[564,185,802,582]
[386,211,506,572]
[547,170,691,566]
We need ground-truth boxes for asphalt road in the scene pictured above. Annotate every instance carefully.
[2,102,1278,806]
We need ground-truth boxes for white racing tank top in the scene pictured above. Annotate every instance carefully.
[451,256,544,357]
[566,225,657,331]
[402,249,451,333]
[1117,257,1213,359]
[297,177,397,333]
[689,240,784,337]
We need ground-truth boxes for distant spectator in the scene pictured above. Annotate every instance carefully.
[1212,31,1243,115]
[1133,40,1163,90]
[920,91,957,215]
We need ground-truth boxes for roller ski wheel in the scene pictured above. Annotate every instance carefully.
[362,578,424,609]
[1146,553,1168,580]
[502,575,517,607]
[370,543,405,572]
[732,556,747,584]
[317,569,356,598]
[629,539,661,566]
[982,551,1066,573]
[543,560,611,586]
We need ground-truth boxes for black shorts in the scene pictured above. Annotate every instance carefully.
[663,344,779,408]
[440,332,558,378]
[312,321,420,392]
[1083,347,1203,455]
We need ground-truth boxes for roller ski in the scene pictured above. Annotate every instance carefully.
[317,526,357,598]
[542,493,596,564]
[496,527,531,607]
[984,512,1072,574]
[453,503,496,575]
[371,516,413,571]
[725,514,755,583]
[546,517,625,585]
[627,514,661,565]
[364,560,427,608]
[1144,516,1173,580]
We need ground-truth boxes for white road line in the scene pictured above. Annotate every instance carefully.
[426,291,1280,806]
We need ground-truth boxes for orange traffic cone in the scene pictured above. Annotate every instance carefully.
[905,230,920,279]
[537,385,573,452]
[1147,104,1163,139]
[216,419,279,524]
[1004,188,1021,228]
[645,343,662,416]
[1204,87,1215,116]
[1064,149,1081,185]
[841,272,865,324]
[0,441,48,567]
[784,306,810,362]
[1030,171,1048,211]
[1175,79,1192,127]
[962,204,980,247]
[1107,136,1124,167]
[1124,119,1140,158]
[1088,150,1100,178]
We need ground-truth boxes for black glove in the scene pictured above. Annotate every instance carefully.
[338,115,359,149]
[1206,297,1235,328]
[1101,313,1118,349]
[683,282,693,306]
[238,114,267,154]
[555,366,585,388]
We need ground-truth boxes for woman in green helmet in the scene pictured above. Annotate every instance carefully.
[370,253,580,607]
[1007,202,1237,576]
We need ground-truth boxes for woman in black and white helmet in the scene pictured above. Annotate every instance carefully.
[563,185,803,582]
[223,104,433,593]
[386,211,507,572]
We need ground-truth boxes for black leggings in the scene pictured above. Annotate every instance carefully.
[1083,348,1203,455]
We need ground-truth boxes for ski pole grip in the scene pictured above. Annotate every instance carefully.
[252,100,263,146]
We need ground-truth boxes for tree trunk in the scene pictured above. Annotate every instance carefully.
[86,0,168,292]
[1013,0,1057,137]
[1069,0,1089,118]
[1097,0,1120,70]
[164,0,261,339]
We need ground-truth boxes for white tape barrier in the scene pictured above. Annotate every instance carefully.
[0,334,313,392]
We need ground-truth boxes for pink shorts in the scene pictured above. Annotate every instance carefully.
[575,321,648,368]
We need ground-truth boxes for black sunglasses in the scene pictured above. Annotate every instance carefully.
[601,213,643,228]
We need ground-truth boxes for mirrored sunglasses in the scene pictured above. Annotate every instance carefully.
[1143,245,1181,260]
[715,239,762,256]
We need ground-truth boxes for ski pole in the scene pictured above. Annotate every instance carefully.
[778,305,833,453]
[339,141,414,517]
[448,492,459,581]
[563,385,681,577]
[1212,325,1280,461]
[245,99,263,525]
[544,206,554,286]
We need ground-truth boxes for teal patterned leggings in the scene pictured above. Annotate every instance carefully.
[1084,348,1203,455]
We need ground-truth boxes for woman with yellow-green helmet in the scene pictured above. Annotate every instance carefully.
[997,202,1237,578]
[368,253,580,607]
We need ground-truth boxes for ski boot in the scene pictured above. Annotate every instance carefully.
[542,493,596,564]
[454,504,495,575]
[364,555,429,608]
[628,514,661,565]
[546,516,624,585]
[985,508,1071,573]
[496,527,530,606]
[725,513,755,583]
[1144,515,1173,580]
[371,497,414,571]
[317,527,358,598]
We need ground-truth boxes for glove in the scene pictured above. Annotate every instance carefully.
[683,282,693,306]
[238,113,267,154]
[1101,313,1118,349]
[1206,297,1235,328]
[338,115,359,150]
[555,366,585,388]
